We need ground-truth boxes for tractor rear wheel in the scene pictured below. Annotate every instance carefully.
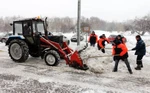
[8,39,29,62]
[44,50,60,66]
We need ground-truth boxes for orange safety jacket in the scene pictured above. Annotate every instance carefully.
[98,38,110,48]
[88,34,98,43]
[112,43,128,56]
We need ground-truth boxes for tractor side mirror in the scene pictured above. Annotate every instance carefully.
[10,23,13,26]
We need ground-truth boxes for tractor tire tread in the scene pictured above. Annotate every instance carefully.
[8,39,29,62]
[44,50,60,66]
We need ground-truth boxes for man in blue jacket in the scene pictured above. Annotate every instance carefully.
[132,35,146,70]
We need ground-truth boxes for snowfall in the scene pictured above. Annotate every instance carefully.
[0,31,150,93]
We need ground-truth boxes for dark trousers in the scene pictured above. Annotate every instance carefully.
[90,43,95,47]
[113,59,132,73]
[136,55,144,66]
[98,48,105,53]
[97,45,105,53]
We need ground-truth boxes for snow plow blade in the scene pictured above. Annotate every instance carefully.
[69,44,89,70]
[70,51,89,70]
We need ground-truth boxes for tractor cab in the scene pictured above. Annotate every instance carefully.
[6,18,48,57]
[7,18,63,57]
[12,18,46,44]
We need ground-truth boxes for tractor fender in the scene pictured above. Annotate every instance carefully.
[41,48,51,59]
[6,36,25,45]
[41,48,60,59]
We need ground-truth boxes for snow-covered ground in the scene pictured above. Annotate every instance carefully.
[0,31,150,93]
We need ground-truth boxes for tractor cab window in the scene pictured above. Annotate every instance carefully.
[33,22,45,35]
[14,23,22,35]
[32,23,36,33]
[36,22,45,35]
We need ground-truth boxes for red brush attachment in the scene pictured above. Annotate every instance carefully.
[70,51,88,70]
[70,51,83,67]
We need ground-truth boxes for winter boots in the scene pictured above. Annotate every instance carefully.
[113,68,133,74]
[128,69,133,74]
[135,65,141,70]
[136,60,143,70]
[141,63,143,68]
[113,69,117,72]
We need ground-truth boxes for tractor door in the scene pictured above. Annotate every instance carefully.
[23,21,42,57]
[32,21,46,45]
[23,21,35,45]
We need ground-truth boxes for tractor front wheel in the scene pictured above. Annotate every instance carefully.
[8,39,29,62]
[44,50,60,66]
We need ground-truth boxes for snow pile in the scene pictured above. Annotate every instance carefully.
[0,32,5,36]
[86,58,105,74]
[0,43,8,52]
[144,39,150,56]
[80,46,113,73]
[144,39,150,46]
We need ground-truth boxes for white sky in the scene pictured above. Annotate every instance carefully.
[0,0,150,22]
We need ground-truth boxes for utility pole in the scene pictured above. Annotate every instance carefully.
[77,0,81,45]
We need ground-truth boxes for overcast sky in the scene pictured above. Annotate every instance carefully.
[0,0,150,22]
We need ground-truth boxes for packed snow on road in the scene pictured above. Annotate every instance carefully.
[0,31,150,93]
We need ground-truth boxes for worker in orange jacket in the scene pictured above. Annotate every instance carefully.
[88,31,98,47]
[112,39,133,74]
[116,35,126,44]
[97,34,109,53]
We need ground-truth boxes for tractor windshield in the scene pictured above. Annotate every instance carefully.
[36,22,45,34]
[33,21,45,35]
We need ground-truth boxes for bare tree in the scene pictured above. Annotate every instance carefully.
[2,15,150,34]
[131,16,150,35]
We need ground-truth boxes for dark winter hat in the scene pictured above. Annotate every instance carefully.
[99,36,103,38]
[92,31,95,33]
[102,34,105,36]
[136,35,141,39]
[117,35,122,37]
[102,34,106,38]
[114,39,121,45]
